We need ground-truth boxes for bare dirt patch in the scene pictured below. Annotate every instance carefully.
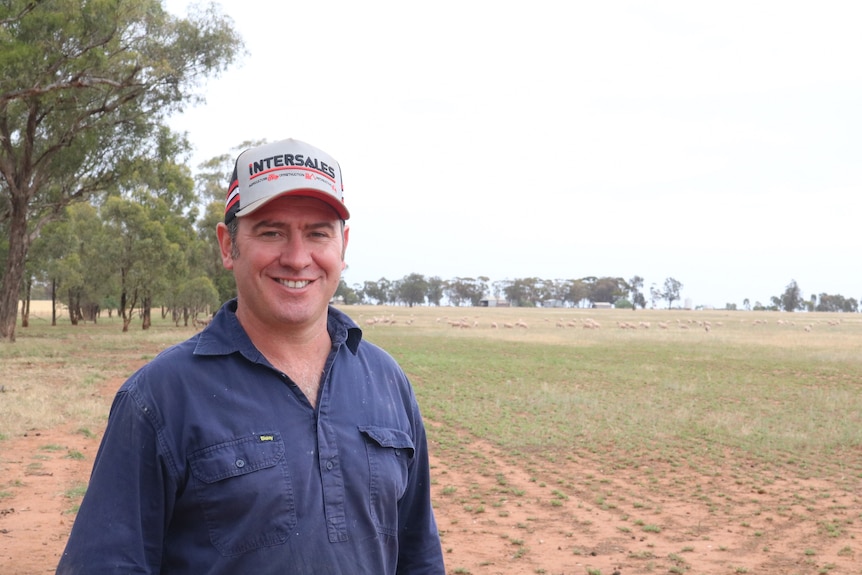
[1,369,859,575]
[429,432,861,574]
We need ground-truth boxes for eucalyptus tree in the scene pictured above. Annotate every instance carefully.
[0,0,242,341]
[816,293,858,313]
[333,279,360,306]
[445,276,488,307]
[780,279,804,312]
[660,277,684,309]
[101,196,176,332]
[393,273,428,307]
[192,143,267,304]
[363,278,392,305]
[425,275,445,307]
[501,277,541,307]
[562,278,590,308]
[626,275,645,310]
[172,275,220,326]
[28,202,113,324]
[583,276,626,305]
[123,129,199,324]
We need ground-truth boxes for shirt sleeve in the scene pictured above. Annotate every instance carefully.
[56,386,175,575]
[395,398,446,575]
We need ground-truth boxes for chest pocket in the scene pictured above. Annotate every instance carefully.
[189,432,296,556]
[358,425,415,536]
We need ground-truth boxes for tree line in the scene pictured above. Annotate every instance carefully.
[747,280,860,313]
[337,275,684,309]
[339,275,859,313]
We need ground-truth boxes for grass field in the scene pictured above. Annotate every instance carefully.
[2,301,861,574]
[6,302,861,462]
[359,305,862,473]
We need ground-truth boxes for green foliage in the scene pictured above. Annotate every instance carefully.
[661,277,684,308]
[781,279,804,312]
[395,273,430,307]
[0,0,243,340]
[446,277,489,307]
[175,276,220,318]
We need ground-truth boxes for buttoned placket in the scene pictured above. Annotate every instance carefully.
[271,330,351,543]
[315,343,349,543]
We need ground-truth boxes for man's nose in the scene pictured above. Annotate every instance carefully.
[278,236,313,268]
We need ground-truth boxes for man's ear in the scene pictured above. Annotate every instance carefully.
[341,225,350,268]
[216,223,235,270]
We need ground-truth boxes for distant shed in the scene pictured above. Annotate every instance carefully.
[479,298,510,307]
[592,301,613,309]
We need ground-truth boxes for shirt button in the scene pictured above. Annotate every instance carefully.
[235,459,246,468]
[325,460,334,470]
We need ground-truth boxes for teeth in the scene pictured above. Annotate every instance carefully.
[278,279,310,289]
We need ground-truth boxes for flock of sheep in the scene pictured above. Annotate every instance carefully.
[359,312,846,334]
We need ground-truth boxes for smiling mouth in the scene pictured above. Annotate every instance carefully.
[277,279,311,289]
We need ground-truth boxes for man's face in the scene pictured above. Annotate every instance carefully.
[218,195,348,335]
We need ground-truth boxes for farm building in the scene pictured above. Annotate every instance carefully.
[479,298,510,307]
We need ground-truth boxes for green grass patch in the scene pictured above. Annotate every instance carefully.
[4,306,862,486]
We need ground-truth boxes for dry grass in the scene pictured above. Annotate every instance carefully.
[1,302,190,439]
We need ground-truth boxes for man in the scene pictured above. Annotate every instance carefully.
[56,139,445,574]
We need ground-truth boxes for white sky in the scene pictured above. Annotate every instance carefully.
[167,0,862,308]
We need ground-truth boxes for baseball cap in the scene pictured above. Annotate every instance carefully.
[224,138,349,223]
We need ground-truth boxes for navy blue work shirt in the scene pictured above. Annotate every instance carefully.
[56,300,445,574]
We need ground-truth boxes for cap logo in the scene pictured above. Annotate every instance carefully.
[248,154,336,180]
[224,138,349,223]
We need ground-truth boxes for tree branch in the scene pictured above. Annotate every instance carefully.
[0,0,43,27]
[0,76,134,106]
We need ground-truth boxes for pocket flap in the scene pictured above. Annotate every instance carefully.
[358,425,415,458]
[190,433,285,484]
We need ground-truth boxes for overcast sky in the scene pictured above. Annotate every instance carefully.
[166,0,861,308]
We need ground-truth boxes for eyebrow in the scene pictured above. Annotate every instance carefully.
[251,220,338,232]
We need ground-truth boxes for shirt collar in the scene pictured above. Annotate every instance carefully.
[193,299,363,358]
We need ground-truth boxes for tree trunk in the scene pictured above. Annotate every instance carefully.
[120,284,138,333]
[142,296,151,330]
[121,288,131,332]
[52,279,58,326]
[68,289,79,326]
[0,192,32,343]
[20,278,31,328]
